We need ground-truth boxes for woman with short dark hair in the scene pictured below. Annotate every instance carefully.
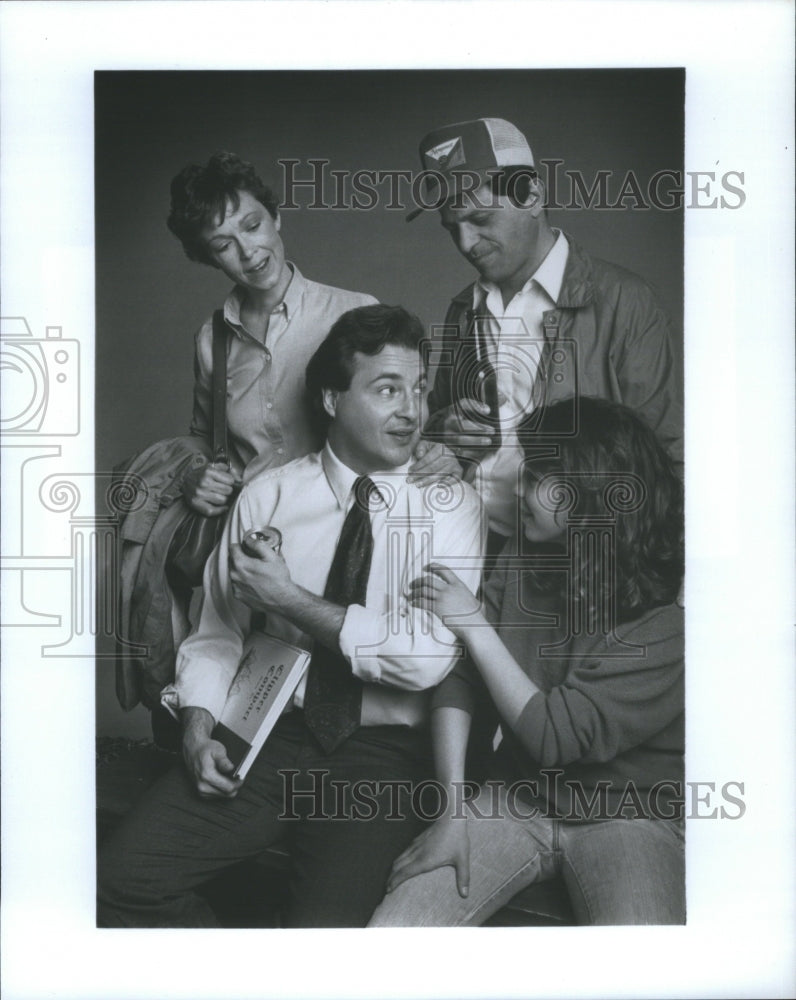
[166,151,378,516]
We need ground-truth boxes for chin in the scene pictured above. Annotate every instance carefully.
[392,445,416,467]
[381,443,415,469]
[475,261,504,282]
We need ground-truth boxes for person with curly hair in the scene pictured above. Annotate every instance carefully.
[369,396,685,926]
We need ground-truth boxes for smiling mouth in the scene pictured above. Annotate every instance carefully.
[469,247,496,263]
[246,256,270,274]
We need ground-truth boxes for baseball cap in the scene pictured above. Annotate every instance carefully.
[407,117,535,221]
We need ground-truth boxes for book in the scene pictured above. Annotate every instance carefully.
[212,632,311,780]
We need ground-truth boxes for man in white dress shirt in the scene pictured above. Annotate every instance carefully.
[98,304,483,927]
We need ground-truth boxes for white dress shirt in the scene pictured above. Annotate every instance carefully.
[473,230,569,535]
[164,444,484,728]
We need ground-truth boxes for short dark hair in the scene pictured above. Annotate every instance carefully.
[166,152,280,266]
[305,304,425,428]
[520,396,684,621]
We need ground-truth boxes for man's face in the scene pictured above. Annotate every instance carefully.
[325,345,428,474]
[200,189,288,297]
[439,183,542,294]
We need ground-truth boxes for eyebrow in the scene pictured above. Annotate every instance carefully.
[367,370,426,386]
[206,210,263,242]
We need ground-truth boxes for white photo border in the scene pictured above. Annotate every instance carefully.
[1,2,794,999]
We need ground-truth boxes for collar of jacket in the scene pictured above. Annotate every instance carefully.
[450,233,595,312]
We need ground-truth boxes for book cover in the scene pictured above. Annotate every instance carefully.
[212,632,311,779]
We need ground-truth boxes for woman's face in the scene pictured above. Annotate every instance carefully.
[200,189,289,299]
[519,471,568,543]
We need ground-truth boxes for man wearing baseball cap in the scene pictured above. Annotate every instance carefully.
[412,117,683,555]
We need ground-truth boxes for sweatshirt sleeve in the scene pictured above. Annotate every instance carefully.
[512,604,684,767]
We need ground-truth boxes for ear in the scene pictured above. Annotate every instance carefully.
[322,387,338,420]
[274,210,281,232]
[521,177,545,218]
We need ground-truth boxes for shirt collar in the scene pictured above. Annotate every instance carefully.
[222,262,306,334]
[320,443,410,510]
[474,229,569,310]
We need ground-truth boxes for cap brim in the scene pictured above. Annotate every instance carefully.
[405,167,496,222]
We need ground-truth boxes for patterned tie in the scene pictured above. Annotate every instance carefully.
[304,476,376,754]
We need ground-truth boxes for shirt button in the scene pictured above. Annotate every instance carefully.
[266,402,273,410]
[277,447,284,455]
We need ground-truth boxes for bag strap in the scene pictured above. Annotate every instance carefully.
[211,309,229,466]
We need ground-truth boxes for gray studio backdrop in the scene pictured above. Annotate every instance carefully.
[95,69,684,737]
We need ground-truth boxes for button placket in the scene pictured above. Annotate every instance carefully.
[259,341,286,459]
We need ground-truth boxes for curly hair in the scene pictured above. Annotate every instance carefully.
[520,396,683,622]
[166,152,280,266]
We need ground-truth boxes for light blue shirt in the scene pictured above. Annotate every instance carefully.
[190,264,377,476]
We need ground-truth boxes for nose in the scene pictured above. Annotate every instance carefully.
[450,222,478,256]
[397,389,420,423]
[237,235,256,261]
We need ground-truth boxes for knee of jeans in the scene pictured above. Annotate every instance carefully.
[368,866,471,928]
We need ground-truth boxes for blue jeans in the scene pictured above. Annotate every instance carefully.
[368,785,685,926]
[98,712,430,927]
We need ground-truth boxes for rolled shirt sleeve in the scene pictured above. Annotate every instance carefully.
[339,481,485,691]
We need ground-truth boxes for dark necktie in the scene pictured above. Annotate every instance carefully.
[304,476,376,754]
